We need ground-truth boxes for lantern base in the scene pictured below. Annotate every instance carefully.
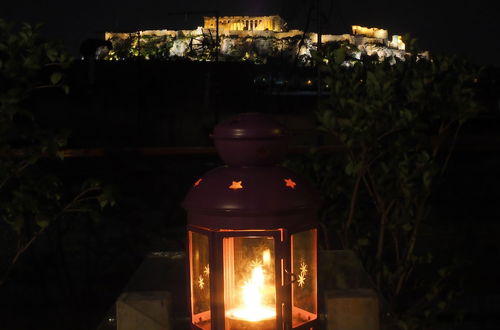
[192,310,211,329]
[226,317,275,330]
[226,306,276,330]
[292,306,317,328]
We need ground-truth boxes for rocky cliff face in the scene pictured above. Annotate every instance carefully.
[104,26,416,64]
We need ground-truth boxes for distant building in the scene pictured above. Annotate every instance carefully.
[203,15,285,32]
[352,25,388,39]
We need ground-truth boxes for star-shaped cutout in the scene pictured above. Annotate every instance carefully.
[300,262,308,275]
[297,273,306,287]
[229,181,243,190]
[250,259,263,268]
[198,275,205,289]
[194,178,202,187]
[284,178,296,189]
[203,265,210,277]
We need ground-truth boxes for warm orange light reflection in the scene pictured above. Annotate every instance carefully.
[262,249,271,266]
[226,249,276,323]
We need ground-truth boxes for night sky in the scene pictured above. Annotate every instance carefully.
[3,0,500,66]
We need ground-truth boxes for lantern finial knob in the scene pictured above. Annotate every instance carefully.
[212,112,287,166]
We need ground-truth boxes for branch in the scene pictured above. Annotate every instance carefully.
[61,187,101,213]
[0,186,102,287]
[364,170,383,213]
[376,199,396,287]
[319,222,331,250]
[377,127,404,142]
[402,269,448,317]
[440,123,463,179]
[0,159,32,191]
[392,230,400,265]
[395,196,430,295]
[343,173,362,246]
[0,226,47,286]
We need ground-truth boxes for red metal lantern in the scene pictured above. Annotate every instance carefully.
[183,113,319,329]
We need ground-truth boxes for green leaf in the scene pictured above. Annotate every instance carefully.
[366,71,380,95]
[12,216,24,233]
[357,238,370,246]
[345,161,354,176]
[36,216,50,229]
[333,47,346,65]
[423,171,432,189]
[99,199,108,208]
[395,319,409,330]
[402,223,412,232]
[46,48,58,62]
[83,179,101,190]
[438,268,448,277]
[50,72,62,85]
[380,162,389,173]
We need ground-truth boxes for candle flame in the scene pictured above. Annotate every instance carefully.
[227,262,276,322]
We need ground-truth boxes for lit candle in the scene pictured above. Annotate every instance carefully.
[226,254,276,329]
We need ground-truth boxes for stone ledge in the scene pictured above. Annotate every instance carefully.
[325,288,379,330]
[98,250,379,330]
[116,291,172,330]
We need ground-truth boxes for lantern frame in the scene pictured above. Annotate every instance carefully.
[183,113,319,330]
[187,223,318,330]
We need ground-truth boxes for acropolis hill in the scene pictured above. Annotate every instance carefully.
[104,15,410,63]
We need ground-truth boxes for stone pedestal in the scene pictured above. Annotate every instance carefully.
[116,291,171,330]
[98,250,381,329]
[325,288,379,330]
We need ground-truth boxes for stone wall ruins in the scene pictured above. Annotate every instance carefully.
[203,15,284,32]
[104,18,410,62]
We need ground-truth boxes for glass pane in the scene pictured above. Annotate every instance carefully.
[291,229,317,327]
[223,236,276,330]
[189,231,211,329]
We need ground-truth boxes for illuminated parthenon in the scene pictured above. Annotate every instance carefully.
[203,15,284,32]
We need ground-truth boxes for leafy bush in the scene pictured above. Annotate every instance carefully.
[0,19,114,285]
[288,43,481,329]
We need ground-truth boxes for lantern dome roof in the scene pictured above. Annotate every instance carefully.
[182,165,319,217]
[182,112,320,229]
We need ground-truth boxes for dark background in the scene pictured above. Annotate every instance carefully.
[1,1,500,329]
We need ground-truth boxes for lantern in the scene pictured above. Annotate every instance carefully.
[183,113,319,329]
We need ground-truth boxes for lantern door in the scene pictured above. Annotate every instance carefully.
[290,228,318,328]
[188,229,212,329]
[219,230,283,330]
